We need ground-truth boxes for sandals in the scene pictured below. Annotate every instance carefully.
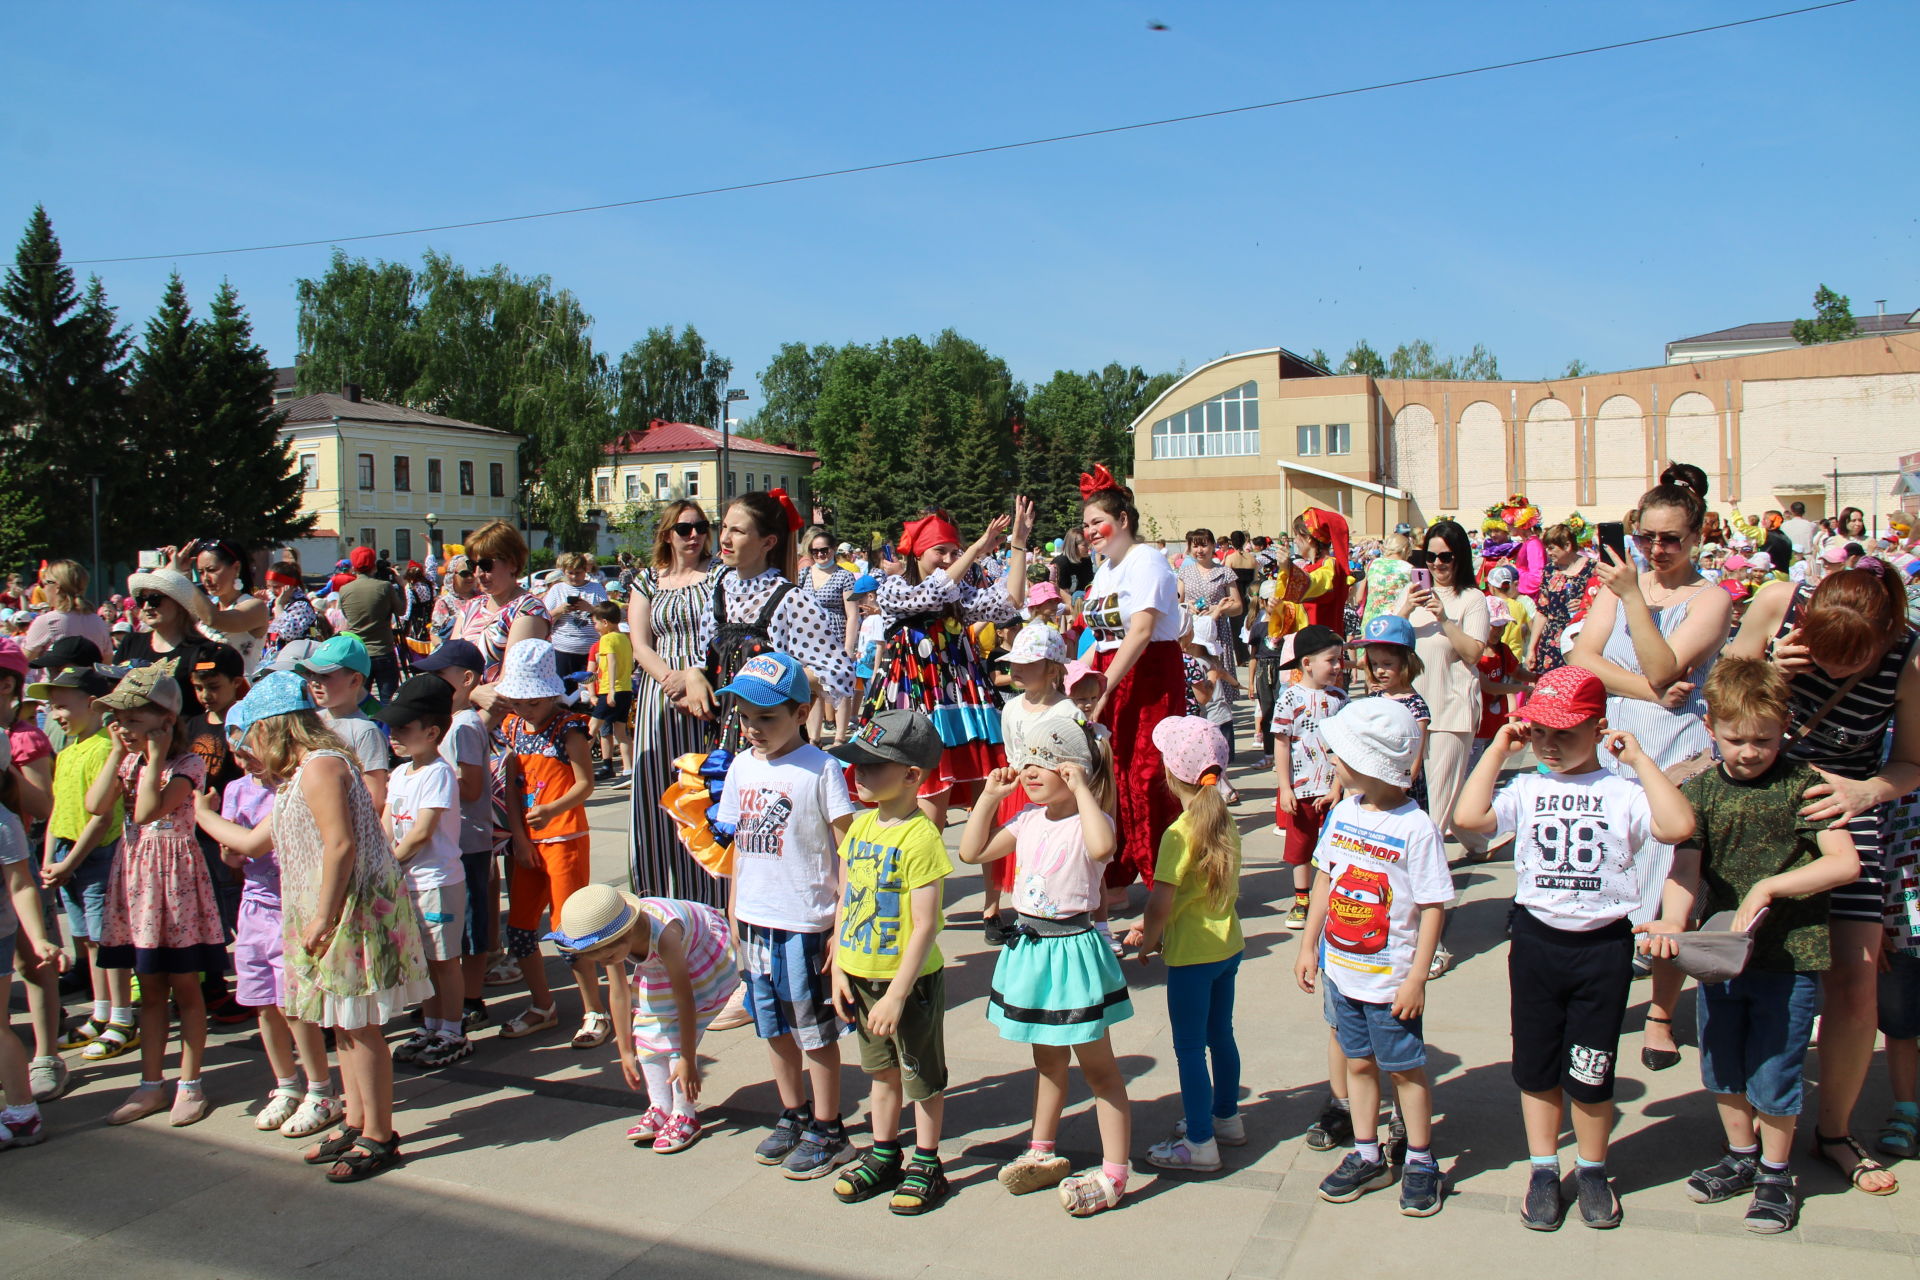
[1640,1015,1681,1072]
[57,1017,107,1050]
[570,1012,613,1050]
[652,1113,700,1154]
[256,1087,304,1132]
[281,1092,345,1139]
[326,1133,404,1183]
[81,1022,139,1062]
[1878,1109,1920,1159]
[1684,1150,1758,1204]
[890,1161,950,1215]
[499,1005,558,1039]
[1058,1169,1123,1217]
[834,1150,905,1204]
[305,1125,362,1165]
[1812,1131,1899,1196]
[626,1107,668,1144]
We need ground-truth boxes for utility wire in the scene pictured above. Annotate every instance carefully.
[54,0,1859,266]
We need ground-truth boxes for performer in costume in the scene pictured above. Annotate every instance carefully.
[1292,507,1352,635]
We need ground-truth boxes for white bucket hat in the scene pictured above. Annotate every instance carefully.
[1318,697,1420,789]
[496,637,566,700]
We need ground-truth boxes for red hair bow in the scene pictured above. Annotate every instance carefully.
[1079,464,1120,501]
[901,511,962,558]
[768,488,804,533]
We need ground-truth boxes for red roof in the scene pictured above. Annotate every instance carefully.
[604,419,817,462]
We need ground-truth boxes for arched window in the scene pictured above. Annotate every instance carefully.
[1151,381,1260,459]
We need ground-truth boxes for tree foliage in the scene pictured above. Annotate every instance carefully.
[615,324,732,436]
[1792,284,1857,346]
[741,340,836,450]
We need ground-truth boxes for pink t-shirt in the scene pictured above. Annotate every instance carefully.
[24,609,112,662]
[1515,537,1547,599]
[1006,804,1113,920]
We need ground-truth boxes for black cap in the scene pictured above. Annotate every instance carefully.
[190,644,245,681]
[42,635,104,671]
[373,674,455,727]
[828,709,944,772]
[413,639,486,675]
[1279,624,1345,670]
[25,665,117,701]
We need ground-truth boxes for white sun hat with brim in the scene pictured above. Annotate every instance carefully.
[496,637,567,700]
[126,567,212,622]
[545,884,646,954]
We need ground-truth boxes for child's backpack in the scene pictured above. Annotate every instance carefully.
[706,574,793,752]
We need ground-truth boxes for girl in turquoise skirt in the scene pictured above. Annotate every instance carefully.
[959,715,1132,1218]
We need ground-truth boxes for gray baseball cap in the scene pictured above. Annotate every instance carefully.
[1670,910,1765,984]
[829,709,944,773]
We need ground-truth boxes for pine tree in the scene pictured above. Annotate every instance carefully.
[128,273,212,543]
[200,281,312,547]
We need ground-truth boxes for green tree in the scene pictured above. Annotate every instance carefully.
[0,207,135,570]
[742,340,836,449]
[1383,338,1500,380]
[1562,357,1591,377]
[1339,340,1387,377]
[128,274,213,541]
[1792,284,1857,346]
[615,324,732,435]
[199,282,312,546]
[293,251,421,399]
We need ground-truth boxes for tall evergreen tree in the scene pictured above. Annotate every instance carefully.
[128,273,213,543]
[200,281,311,547]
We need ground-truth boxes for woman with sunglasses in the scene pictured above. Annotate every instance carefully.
[117,564,218,717]
[799,526,860,747]
[450,522,552,705]
[260,561,324,670]
[1407,520,1493,869]
[430,555,478,643]
[177,539,269,677]
[627,501,725,908]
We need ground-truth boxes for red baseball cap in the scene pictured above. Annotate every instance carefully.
[349,546,376,571]
[1517,666,1606,729]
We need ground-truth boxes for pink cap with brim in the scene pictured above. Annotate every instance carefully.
[1063,657,1104,695]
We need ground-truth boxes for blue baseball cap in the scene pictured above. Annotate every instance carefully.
[294,633,372,678]
[850,574,878,595]
[414,638,486,674]
[1358,613,1416,650]
[716,650,811,707]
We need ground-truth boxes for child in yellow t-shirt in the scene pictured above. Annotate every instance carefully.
[589,603,634,783]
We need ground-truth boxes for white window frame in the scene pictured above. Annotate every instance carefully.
[624,474,640,501]
[1327,423,1352,455]
[357,453,375,490]
[1150,381,1261,459]
[683,467,700,498]
[654,470,670,497]
[1297,424,1321,457]
[595,474,611,503]
[299,453,318,490]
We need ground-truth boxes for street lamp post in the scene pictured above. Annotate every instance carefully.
[87,474,102,599]
[720,388,750,499]
[425,512,441,566]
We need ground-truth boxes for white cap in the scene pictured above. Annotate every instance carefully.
[1006,623,1066,666]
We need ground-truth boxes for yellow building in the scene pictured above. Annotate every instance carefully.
[588,419,818,529]
[278,385,522,567]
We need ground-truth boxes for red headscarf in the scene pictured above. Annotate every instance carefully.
[901,511,962,558]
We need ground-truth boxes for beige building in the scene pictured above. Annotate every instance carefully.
[588,419,818,535]
[278,385,522,567]
[1127,333,1920,541]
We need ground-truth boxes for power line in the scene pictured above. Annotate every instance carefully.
[53,0,1860,267]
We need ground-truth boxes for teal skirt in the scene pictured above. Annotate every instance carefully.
[987,929,1133,1046]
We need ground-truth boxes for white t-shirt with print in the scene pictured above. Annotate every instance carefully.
[720,743,860,933]
[1084,544,1181,651]
[1491,768,1655,932]
[1312,797,1454,1003]
[438,708,491,855]
[1270,683,1346,798]
[1006,804,1111,919]
[386,757,465,890]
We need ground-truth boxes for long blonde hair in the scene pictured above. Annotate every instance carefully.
[1166,773,1241,911]
[246,710,359,789]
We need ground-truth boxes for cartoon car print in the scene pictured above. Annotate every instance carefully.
[1326,864,1391,956]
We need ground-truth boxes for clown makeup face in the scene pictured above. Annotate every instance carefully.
[1080,503,1123,558]
[916,541,961,578]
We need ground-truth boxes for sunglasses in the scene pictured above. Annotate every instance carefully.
[472,557,496,573]
[671,521,711,538]
[454,569,474,578]
[809,545,832,555]
[1631,530,1688,549]
[1426,551,1456,564]
[135,593,168,608]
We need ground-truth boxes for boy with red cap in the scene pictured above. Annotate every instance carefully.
[1454,665,1694,1232]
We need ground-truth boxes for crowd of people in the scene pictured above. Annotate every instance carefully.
[2,467,1919,1236]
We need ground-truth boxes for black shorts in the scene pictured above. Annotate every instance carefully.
[1508,907,1633,1104]
[590,690,634,723]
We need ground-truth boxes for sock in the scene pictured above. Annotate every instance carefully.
[1028,1138,1057,1155]
[177,1079,204,1096]
[1575,1156,1605,1174]
[781,1103,812,1124]
[140,1079,165,1090]
[0,1102,40,1125]
[1331,1097,1352,1113]
[816,1114,845,1136]
[872,1140,903,1164]
[640,1059,672,1112]
[912,1145,940,1165]
[1356,1138,1383,1164]
[1530,1155,1559,1169]
[92,999,111,1023]
[1094,919,1114,937]
[1729,1143,1759,1157]
[1406,1145,1437,1168]
[112,1007,135,1026]
[306,1077,336,1097]
[464,997,487,1013]
[275,1075,299,1091]
[1761,1158,1790,1174]
[1102,1160,1129,1194]
[1294,891,1309,907]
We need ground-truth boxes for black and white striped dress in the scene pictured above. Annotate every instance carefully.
[627,565,724,908]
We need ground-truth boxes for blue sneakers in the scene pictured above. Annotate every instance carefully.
[1318,1151,1393,1202]
[1398,1162,1445,1216]
[755,1110,810,1165]
[782,1123,856,1180]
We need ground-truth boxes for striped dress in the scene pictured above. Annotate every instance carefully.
[627,898,739,1055]
[628,565,724,907]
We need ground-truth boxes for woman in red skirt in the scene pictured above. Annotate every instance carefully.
[1078,466,1184,898]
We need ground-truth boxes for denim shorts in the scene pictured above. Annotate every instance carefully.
[1878,950,1920,1040]
[1324,980,1426,1072]
[1699,969,1821,1116]
[52,837,119,942]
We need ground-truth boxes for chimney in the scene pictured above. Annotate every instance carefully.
[341,383,362,403]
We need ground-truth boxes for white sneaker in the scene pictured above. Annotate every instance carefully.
[1176,1113,1247,1146]
[1147,1132,1223,1171]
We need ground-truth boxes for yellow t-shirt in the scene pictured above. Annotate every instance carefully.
[51,729,123,846]
[596,629,633,695]
[835,809,951,980]
[1500,595,1534,663]
[1152,812,1244,966]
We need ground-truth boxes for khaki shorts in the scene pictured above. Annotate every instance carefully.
[410,882,468,964]
[847,969,948,1100]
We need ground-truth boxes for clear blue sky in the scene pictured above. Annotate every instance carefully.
[4,1,1914,400]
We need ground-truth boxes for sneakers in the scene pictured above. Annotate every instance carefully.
[28,1057,70,1103]
[1059,1170,1123,1217]
[415,1033,475,1069]
[255,1087,303,1132]
[1146,1132,1222,1172]
[782,1124,855,1179]
[1686,1150,1759,1204]
[1305,1101,1354,1151]
[1176,1112,1247,1146]
[1284,899,1309,930]
[1386,1112,1408,1166]
[391,1030,435,1065]
[755,1110,812,1165]
[1318,1151,1393,1202]
[0,1111,46,1150]
[1745,1169,1798,1234]
[652,1113,701,1154]
[461,1003,494,1033]
[279,1092,345,1139]
[81,1023,139,1062]
[1398,1161,1445,1216]
[1521,1165,1565,1231]
[1574,1165,1622,1229]
[999,1147,1072,1194]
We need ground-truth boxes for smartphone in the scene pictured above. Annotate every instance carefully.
[881,542,895,564]
[136,550,163,569]
[1597,521,1628,565]
[1410,567,1432,592]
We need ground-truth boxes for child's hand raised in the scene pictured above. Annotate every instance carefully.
[1491,719,1530,757]
[980,766,1020,800]
[1057,761,1089,794]
[1604,729,1647,768]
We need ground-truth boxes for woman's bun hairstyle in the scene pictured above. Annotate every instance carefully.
[1639,461,1709,532]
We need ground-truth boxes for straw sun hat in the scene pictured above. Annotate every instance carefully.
[544,884,646,954]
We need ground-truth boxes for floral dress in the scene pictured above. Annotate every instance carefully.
[1534,558,1595,673]
[97,752,227,975]
[273,750,431,1029]
[1177,559,1238,656]
[457,591,553,682]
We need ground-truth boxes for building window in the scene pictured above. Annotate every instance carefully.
[357,453,375,490]
[1150,381,1260,459]
[358,526,377,550]
[763,474,772,493]
[654,470,670,497]
[744,472,755,492]
[727,470,736,496]
[394,528,412,562]
[778,475,789,494]
[684,468,700,498]
[459,460,474,496]
[1327,423,1352,455]
[394,456,411,492]
[625,474,640,501]
[595,475,611,503]
[426,458,442,493]
[299,453,318,490]
[489,463,504,497]
[1296,424,1321,457]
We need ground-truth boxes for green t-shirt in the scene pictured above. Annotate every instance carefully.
[835,809,951,980]
[1681,758,1832,973]
[51,728,123,846]
[1152,812,1244,967]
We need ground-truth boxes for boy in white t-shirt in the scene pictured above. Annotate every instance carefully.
[716,650,861,1180]
[415,638,498,1032]
[1454,665,1694,1232]
[375,675,470,1068]
[1295,698,1454,1216]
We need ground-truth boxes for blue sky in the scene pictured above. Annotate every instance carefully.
[4,0,1913,400]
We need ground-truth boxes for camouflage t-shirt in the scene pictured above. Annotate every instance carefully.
[1681,758,1833,973]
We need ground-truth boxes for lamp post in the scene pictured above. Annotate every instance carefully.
[425,512,441,567]
[720,388,749,499]
[87,474,102,599]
